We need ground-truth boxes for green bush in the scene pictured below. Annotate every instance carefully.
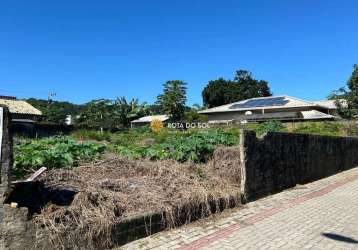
[115,144,148,159]
[291,122,343,137]
[112,130,152,146]
[14,137,106,179]
[112,127,193,146]
[223,127,241,138]
[345,122,358,137]
[130,126,152,133]
[115,129,237,162]
[71,130,112,142]
[256,120,284,136]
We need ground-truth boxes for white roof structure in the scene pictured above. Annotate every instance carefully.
[131,115,169,123]
[313,100,335,109]
[208,119,234,124]
[313,99,346,109]
[300,110,335,120]
[199,95,338,114]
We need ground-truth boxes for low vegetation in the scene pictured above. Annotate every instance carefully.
[254,120,285,136]
[14,137,106,179]
[288,121,358,137]
[115,129,238,162]
[71,129,112,142]
[246,120,358,137]
[289,121,344,136]
[12,128,238,179]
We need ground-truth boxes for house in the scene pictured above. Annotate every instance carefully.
[198,95,340,124]
[0,96,42,124]
[131,115,169,127]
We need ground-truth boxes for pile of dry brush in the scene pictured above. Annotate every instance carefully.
[34,147,241,249]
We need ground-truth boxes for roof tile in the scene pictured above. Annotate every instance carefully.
[0,99,42,115]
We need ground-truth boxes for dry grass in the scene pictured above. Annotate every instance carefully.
[209,146,241,184]
[34,148,241,249]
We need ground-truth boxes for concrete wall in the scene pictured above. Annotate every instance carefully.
[240,130,358,202]
[0,107,40,250]
[0,106,14,249]
[0,106,12,218]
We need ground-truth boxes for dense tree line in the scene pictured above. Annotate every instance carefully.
[27,65,357,130]
[27,80,203,129]
[26,98,84,124]
[76,98,150,130]
[27,97,150,130]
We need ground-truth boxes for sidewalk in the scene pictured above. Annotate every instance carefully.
[119,167,358,250]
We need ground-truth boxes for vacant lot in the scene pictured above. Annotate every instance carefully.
[11,128,241,248]
[32,149,240,249]
[10,121,357,248]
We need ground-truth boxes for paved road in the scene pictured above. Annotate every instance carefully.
[120,167,358,250]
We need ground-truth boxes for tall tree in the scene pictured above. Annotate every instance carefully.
[157,80,187,121]
[201,78,233,108]
[330,64,358,118]
[202,70,272,108]
[347,64,358,115]
[233,70,272,100]
[77,99,114,131]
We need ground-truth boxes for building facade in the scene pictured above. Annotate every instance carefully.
[199,96,340,124]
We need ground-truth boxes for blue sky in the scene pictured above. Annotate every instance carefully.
[0,0,357,105]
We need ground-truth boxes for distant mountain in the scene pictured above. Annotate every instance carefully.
[26,98,85,124]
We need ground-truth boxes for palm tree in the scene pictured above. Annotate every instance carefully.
[114,97,148,127]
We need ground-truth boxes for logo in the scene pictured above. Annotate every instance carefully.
[167,122,210,129]
[150,119,164,133]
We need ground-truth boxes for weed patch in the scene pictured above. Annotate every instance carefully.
[14,137,106,179]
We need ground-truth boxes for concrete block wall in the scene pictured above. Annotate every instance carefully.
[0,106,14,249]
[240,130,358,202]
[0,106,12,220]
